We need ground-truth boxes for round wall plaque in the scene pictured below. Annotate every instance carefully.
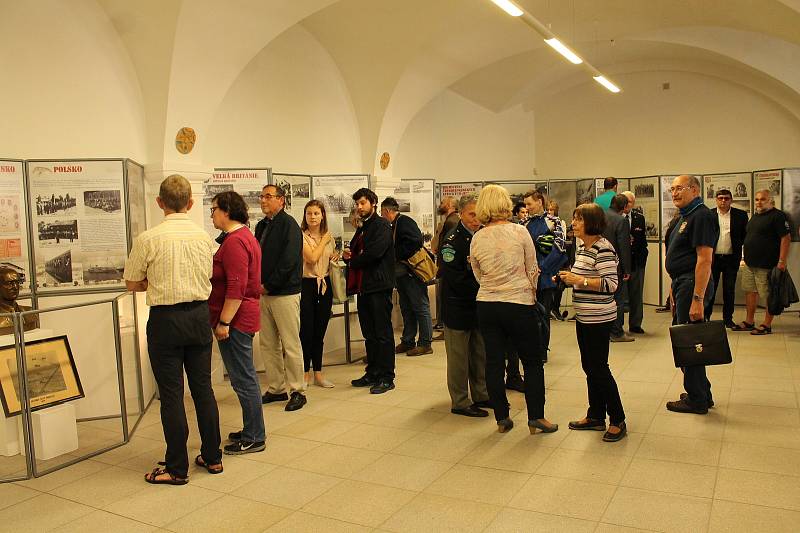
[379,152,390,170]
[175,127,196,154]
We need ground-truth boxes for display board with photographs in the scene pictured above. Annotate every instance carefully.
[629,176,660,240]
[392,179,435,243]
[205,168,270,239]
[575,179,596,206]
[312,175,370,251]
[492,181,547,206]
[547,180,578,221]
[594,178,630,198]
[659,175,679,238]
[0,159,30,294]
[125,160,146,242]
[28,160,129,291]
[702,172,752,215]
[436,182,483,205]
[754,169,783,213]
[272,173,312,225]
[0,335,84,417]
[784,168,800,242]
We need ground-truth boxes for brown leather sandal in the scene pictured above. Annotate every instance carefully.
[144,466,188,485]
[195,454,223,474]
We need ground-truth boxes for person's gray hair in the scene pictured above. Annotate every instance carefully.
[755,189,771,199]
[678,175,701,189]
[458,193,478,211]
[622,190,635,202]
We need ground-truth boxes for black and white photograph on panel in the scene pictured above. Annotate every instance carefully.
[203,184,234,205]
[293,181,310,199]
[240,190,261,209]
[41,249,74,285]
[629,176,660,240]
[575,179,596,206]
[754,170,782,213]
[274,176,293,209]
[784,168,800,241]
[81,252,125,284]
[548,181,577,220]
[34,193,77,216]
[37,220,78,245]
[83,190,121,214]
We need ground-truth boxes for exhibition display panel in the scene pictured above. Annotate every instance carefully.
[0,158,150,482]
[202,168,270,238]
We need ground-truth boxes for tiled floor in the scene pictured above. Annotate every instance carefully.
[3,307,800,532]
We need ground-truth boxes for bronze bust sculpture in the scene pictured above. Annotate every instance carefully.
[0,267,39,335]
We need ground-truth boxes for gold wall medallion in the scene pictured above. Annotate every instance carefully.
[379,152,390,170]
[175,127,196,154]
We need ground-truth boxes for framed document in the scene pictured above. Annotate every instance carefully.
[0,335,84,417]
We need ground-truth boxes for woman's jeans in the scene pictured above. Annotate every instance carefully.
[218,327,266,442]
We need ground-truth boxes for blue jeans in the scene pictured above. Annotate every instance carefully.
[218,327,266,442]
[396,273,433,347]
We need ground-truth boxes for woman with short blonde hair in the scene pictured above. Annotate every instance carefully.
[470,185,557,435]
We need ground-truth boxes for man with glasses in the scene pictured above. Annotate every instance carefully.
[254,185,306,411]
[704,189,748,328]
[664,175,719,415]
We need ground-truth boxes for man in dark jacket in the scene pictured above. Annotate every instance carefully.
[432,196,459,335]
[622,191,648,334]
[438,195,490,417]
[603,194,633,342]
[381,197,433,357]
[254,184,306,411]
[345,188,397,394]
[704,189,748,327]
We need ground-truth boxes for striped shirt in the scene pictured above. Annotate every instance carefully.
[470,222,539,306]
[123,213,213,306]
[571,237,619,324]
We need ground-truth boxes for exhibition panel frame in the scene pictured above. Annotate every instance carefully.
[0,159,32,298]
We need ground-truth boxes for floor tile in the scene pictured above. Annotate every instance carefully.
[557,428,643,456]
[484,508,597,532]
[265,511,372,532]
[366,406,448,431]
[535,448,633,484]
[237,466,340,510]
[424,464,530,505]
[350,452,452,491]
[238,434,322,465]
[635,434,721,466]
[0,482,40,511]
[715,467,800,511]
[390,430,481,462]
[52,510,157,532]
[329,423,418,452]
[103,484,222,527]
[647,412,726,441]
[718,441,800,477]
[189,455,277,493]
[460,436,556,473]
[15,459,109,492]
[302,479,415,528]
[380,492,501,532]
[272,416,358,442]
[285,443,383,478]
[601,487,712,533]
[51,465,153,507]
[620,458,718,498]
[708,499,800,533]
[508,475,616,521]
[164,494,290,532]
[0,494,95,531]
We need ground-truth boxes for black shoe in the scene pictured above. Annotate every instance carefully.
[228,430,242,441]
[224,440,266,455]
[568,418,606,431]
[602,422,627,442]
[629,327,645,334]
[433,323,444,331]
[723,320,736,329]
[680,392,714,408]
[369,381,395,394]
[505,376,525,393]
[497,418,514,433]
[262,391,288,404]
[655,306,671,313]
[666,398,708,414]
[472,400,492,409]
[351,374,377,387]
[451,405,488,417]
[285,392,307,411]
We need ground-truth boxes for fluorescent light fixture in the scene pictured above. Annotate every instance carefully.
[544,38,583,64]
[490,0,523,17]
[593,75,621,93]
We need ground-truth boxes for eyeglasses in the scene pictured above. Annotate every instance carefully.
[259,194,280,200]
[669,185,693,194]
[210,206,218,215]
[716,197,732,201]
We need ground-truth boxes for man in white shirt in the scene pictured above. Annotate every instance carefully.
[704,189,748,328]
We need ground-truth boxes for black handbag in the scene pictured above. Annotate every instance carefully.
[669,320,732,367]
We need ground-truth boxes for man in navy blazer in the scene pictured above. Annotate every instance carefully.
[622,191,648,334]
[704,188,748,327]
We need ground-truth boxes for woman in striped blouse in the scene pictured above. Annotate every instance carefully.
[557,203,627,442]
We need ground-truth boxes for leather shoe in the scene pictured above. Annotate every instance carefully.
[602,421,627,442]
[394,342,414,354]
[369,380,395,394]
[451,405,488,417]
[285,392,307,412]
[407,345,433,357]
[610,334,635,342]
[351,374,376,387]
[262,391,288,404]
[680,392,714,408]
[666,398,708,414]
[505,376,525,393]
[432,332,445,341]
[629,327,645,334]
[568,418,606,431]
[472,400,492,409]
[723,320,736,329]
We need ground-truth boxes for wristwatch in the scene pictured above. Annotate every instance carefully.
[692,294,703,302]
[219,320,231,326]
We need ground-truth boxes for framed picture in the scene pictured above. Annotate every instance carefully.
[0,335,84,417]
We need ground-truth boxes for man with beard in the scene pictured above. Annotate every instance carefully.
[344,188,397,393]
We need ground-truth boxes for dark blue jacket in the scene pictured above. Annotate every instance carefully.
[526,213,567,290]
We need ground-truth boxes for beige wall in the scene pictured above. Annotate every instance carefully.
[535,71,800,179]
[0,0,147,160]
[204,26,361,173]
[393,90,536,182]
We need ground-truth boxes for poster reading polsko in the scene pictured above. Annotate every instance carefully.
[28,160,128,291]
[0,160,30,293]
[205,169,269,238]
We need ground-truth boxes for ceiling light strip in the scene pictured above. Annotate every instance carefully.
[489,0,523,17]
